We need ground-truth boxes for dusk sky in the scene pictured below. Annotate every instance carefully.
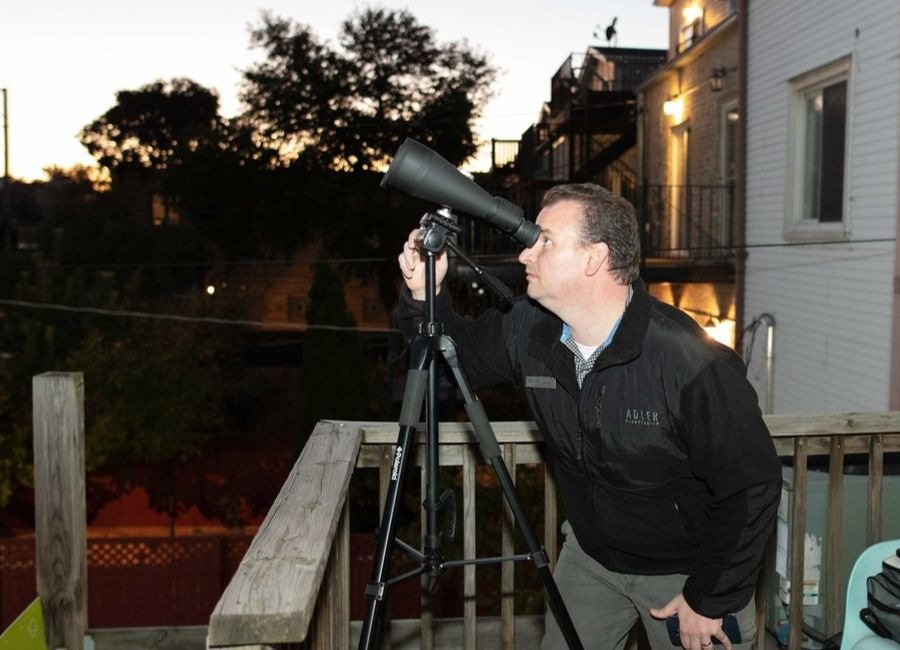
[1,1,668,181]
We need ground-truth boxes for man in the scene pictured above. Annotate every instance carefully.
[397,183,781,650]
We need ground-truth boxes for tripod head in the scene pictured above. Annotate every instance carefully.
[415,208,515,308]
[415,209,461,255]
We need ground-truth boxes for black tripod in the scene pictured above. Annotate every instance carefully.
[357,211,584,650]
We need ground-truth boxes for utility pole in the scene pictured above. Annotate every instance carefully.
[2,87,9,250]
[2,87,8,187]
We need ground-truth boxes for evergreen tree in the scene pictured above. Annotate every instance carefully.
[297,261,369,445]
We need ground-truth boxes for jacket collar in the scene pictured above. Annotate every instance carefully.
[597,278,650,369]
[527,278,650,383]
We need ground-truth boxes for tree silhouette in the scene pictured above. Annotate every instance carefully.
[240,7,496,171]
[297,261,369,445]
[0,5,503,510]
[79,78,228,182]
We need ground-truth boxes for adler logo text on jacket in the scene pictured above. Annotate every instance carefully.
[624,408,660,427]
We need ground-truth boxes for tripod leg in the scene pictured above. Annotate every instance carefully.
[439,336,586,650]
[358,339,431,650]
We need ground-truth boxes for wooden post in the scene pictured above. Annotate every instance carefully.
[32,372,87,650]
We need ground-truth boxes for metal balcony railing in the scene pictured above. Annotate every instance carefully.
[640,183,736,261]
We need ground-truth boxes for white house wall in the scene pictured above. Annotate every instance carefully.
[744,0,900,413]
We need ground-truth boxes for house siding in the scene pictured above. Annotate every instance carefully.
[744,0,900,412]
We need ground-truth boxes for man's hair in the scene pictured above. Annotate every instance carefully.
[541,183,641,284]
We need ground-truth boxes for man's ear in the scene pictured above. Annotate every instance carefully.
[585,242,609,277]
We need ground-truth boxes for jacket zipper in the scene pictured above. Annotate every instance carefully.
[576,384,605,471]
[595,385,606,429]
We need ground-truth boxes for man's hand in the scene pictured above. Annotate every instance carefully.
[398,229,448,300]
[650,593,731,650]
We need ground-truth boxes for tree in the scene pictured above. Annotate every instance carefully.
[297,261,370,444]
[79,78,228,182]
[78,79,276,259]
[239,7,496,171]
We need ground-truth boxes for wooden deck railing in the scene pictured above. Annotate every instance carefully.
[207,413,900,650]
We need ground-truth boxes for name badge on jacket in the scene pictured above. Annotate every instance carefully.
[525,376,557,389]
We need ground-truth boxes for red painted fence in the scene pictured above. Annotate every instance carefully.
[0,535,252,629]
[2,532,468,630]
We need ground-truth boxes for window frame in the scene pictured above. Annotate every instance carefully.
[784,56,852,242]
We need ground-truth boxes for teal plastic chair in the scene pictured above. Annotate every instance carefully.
[841,540,900,649]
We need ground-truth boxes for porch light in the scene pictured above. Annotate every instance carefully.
[206,285,216,296]
[704,317,736,347]
[709,67,727,92]
[663,97,684,122]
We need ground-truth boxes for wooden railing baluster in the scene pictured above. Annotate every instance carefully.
[868,434,884,546]
[501,443,517,650]
[463,444,478,649]
[825,436,845,635]
[787,436,808,650]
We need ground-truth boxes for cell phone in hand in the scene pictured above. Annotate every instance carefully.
[666,613,742,645]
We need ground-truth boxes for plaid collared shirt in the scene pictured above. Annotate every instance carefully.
[561,287,632,388]
[561,332,603,388]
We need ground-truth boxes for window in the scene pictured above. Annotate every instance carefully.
[720,102,739,245]
[150,192,181,226]
[678,5,705,53]
[669,122,690,253]
[786,58,850,239]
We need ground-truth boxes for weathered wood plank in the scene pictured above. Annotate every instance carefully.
[867,434,884,545]
[33,372,87,650]
[307,502,349,650]
[501,444,516,650]
[824,437,845,636]
[207,421,361,647]
[90,625,206,650]
[765,411,900,436]
[357,412,900,444]
[463,445,477,650]
[788,438,808,650]
[356,442,544,468]
[772,432,900,457]
[360,421,540,445]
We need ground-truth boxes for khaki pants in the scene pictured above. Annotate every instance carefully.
[542,521,758,650]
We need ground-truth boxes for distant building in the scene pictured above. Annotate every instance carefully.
[638,0,741,347]
[481,45,666,305]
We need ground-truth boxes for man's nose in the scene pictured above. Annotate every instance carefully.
[518,245,534,265]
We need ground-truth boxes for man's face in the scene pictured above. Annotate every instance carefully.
[517,200,596,311]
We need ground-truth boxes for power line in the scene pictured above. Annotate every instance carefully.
[0,299,400,334]
[1,255,398,272]
[742,236,895,249]
[5,236,895,273]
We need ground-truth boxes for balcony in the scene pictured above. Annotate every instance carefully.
[640,183,736,281]
[208,414,900,649]
[498,48,666,193]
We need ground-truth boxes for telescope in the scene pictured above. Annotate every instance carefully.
[380,138,540,248]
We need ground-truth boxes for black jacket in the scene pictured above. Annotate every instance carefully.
[397,278,781,618]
